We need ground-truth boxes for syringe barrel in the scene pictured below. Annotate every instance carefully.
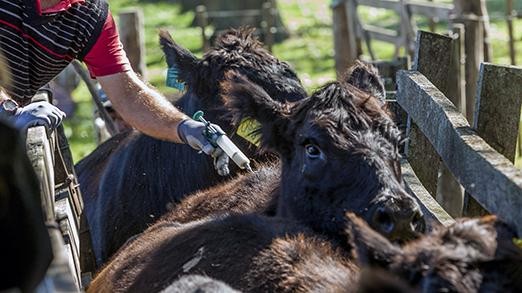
[215,134,250,169]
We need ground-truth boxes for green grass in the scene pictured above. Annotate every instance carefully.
[64,0,522,162]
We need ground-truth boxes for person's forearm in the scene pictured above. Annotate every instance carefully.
[98,71,188,143]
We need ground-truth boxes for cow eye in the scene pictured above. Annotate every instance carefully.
[305,144,321,159]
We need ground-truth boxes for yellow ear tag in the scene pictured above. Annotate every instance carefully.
[236,118,262,147]
[514,238,522,249]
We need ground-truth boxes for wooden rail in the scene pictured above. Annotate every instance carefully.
[27,126,80,291]
[332,0,454,69]
[370,30,522,237]
[25,91,93,291]
[401,159,455,227]
[397,70,522,235]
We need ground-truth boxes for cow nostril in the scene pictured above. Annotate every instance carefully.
[410,210,426,233]
[373,207,395,235]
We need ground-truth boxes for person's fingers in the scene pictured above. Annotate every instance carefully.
[200,142,215,156]
[212,124,226,135]
[214,151,230,176]
[37,116,52,128]
[47,112,59,127]
[54,108,66,120]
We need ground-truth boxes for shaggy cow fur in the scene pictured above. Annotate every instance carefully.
[348,213,522,292]
[76,28,307,266]
[88,64,429,292]
[90,212,521,292]
[167,61,425,242]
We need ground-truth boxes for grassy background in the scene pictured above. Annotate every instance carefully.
[64,0,522,162]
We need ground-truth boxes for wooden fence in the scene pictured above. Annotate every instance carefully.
[392,31,522,235]
[332,0,520,123]
[195,0,282,51]
[27,91,92,291]
[332,0,454,73]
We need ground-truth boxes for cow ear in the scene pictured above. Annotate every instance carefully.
[159,29,199,87]
[342,60,386,103]
[345,213,401,268]
[220,71,292,153]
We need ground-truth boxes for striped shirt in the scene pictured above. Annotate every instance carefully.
[0,0,129,105]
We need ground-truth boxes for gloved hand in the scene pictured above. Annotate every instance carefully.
[177,119,230,176]
[12,101,66,131]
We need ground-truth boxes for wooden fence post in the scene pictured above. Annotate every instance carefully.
[448,24,466,113]
[399,0,417,57]
[195,5,210,52]
[397,70,522,236]
[332,0,358,76]
[464,63,522,216]
[118,8,147,80]
[453,0,484,123]
[261,1,275,52]
[406,31,452,197]
[434,26,467,217]
[507,0,516,65]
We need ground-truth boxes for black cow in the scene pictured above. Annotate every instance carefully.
[76,28,307,266]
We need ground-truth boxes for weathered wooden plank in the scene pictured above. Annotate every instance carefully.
[453,0,485,123]
[362,24,401,45]
[261,1,275,51]
[38,226,80,292]
[332,0,359,75]
[406,31,452,198]
[473,63,522,162]
[407,1,453,20]
[26,126,55,223]
[397,70,522,235]
[412,31,453,93]
[463,63,522,217]
[195,5,210,52]
[401,159,455,228]
[118,8,147,80]
[447,24,466,113]
[506,0,516,65]
[433,26,466,217]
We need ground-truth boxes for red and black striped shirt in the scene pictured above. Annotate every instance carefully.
[0,0,131,105]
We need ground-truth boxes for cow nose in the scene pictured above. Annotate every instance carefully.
[370,197,426,242]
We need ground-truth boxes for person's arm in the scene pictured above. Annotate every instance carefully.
[97,70,185,143]
[97,71,230,175]
[83,11,230,175]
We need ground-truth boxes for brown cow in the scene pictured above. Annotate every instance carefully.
[349,213,522,292]
[88,65,427,292]
[165,61,425,242]
[77,28,307,267]
[89,212,521,292]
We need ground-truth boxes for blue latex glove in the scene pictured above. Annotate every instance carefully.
[177,119,230,176]
[12,101,66,131]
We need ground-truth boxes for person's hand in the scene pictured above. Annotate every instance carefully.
[13,101,66,131]
[177,119,230,176]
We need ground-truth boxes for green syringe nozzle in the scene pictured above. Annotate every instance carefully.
[193,110,205,122]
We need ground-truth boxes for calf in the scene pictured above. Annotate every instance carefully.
[349,213,522,292]
[90,212,522,293]
[88,64,427,292]
[76,28,307,266]
[168,61,425,242]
